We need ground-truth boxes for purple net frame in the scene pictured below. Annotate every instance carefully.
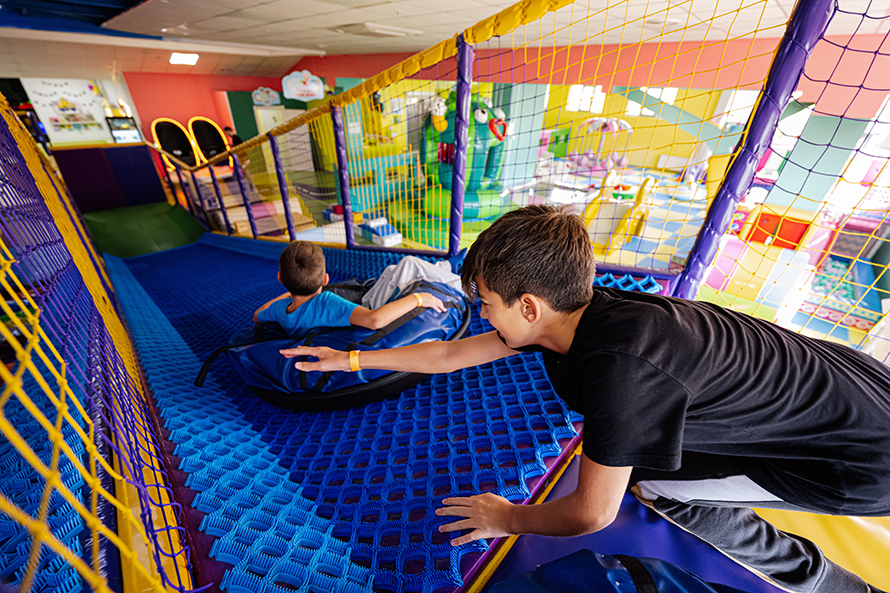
[0,108,203,592]
[675,0,835,298]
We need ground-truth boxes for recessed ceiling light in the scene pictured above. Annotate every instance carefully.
[645,16,683,25]
[332,22,422,37]
[170,52,199,65]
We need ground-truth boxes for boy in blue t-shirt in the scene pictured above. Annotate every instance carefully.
[253,240,446,335]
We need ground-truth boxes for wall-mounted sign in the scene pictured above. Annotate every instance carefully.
[252,86,281,106]
[282,70,324,102]
[21,78,113,145]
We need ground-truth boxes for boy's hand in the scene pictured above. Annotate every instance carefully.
[280,346,349,372]
[418,292,447,313]
[435,493,515,546]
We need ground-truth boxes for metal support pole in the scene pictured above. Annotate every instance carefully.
[232,153,258,239]
[449,34,473,258]
[331,105,355,249]
[208,165,233,235]
[270,134,296,241]
[673,0,833,299]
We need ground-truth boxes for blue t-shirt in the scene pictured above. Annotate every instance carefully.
[257,291,359,336]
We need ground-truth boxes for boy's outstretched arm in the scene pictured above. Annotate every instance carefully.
[281,330,517,375]
[436,454,631,545]
[349,292,447,330]
[253,292,291,323]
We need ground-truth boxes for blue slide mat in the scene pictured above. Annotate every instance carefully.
[105,234,778,593]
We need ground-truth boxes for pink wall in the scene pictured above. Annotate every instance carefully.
[123,72,286,141]
[290,40,781,91]
[293,33,885,119]
[288,53,415,88]
[797,34,889,118]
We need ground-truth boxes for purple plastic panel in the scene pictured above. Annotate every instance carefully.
[269,134,297,241]
[52,147,126,213]
[449,34,473,258]
[331,105,356,249]
[674,0,834,299]
[207,165,233,235]
[232,154,259,239]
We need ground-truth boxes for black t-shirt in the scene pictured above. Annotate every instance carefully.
[537,287,890,515]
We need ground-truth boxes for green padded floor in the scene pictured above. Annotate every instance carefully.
[84,202,204,258]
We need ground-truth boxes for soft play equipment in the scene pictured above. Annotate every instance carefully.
[151,117,198,169]
[570,117,633,173]
[420,92,510,219]
[188,116,232,165]
[583,174,656,256]
[196,279,470,410]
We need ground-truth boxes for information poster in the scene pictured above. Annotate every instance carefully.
[21,78,112,145]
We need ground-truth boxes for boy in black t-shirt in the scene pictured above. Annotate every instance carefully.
[282,205,890,593]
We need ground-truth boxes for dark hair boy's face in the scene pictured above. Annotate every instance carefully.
[476,277,533,349]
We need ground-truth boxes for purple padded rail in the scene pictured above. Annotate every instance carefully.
[232,154,259,239]
[674,0,834,299]
[269,134,297,241]
[207,165,233,235]
[331,105,356,249]
[449,34,473,258]
[173,165,196,218]
[189,170,211,231]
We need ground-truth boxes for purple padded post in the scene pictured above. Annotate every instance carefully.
[189,171,210,231]
[673,0,834,299]
[207,165,233,234]
[162,165,177,205]
[232,153,259,239]
[330,105,356,249]
[449,34,473,258]
[269,134,296,241]
[173,165,195,217]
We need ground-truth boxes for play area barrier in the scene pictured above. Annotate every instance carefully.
[3,0,890,591]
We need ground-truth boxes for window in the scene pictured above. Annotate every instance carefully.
[566,84,606,113]
[626,86,678,117]
[723,89,759,127]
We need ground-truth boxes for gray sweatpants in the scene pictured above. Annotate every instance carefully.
[629,454,874,593]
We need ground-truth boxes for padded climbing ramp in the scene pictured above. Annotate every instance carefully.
[106,234,625,593]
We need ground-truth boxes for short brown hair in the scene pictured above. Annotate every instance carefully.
[279,241,326,296]
[461,205,595,313]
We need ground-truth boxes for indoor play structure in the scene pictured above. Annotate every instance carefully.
[3,0,890,593]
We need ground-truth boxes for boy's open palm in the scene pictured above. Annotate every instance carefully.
[435,493,515,546]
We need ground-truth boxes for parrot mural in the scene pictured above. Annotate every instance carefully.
[420,91,510,219]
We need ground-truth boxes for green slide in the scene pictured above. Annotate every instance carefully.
[84,202,204,258]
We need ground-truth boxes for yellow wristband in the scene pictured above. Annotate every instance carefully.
[414,293,423,307]
[349,350,361,372]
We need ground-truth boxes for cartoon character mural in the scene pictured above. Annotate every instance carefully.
[420,92,510,219]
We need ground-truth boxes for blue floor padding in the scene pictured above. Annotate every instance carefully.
[106,235,591,593]
[104,234,780,593]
